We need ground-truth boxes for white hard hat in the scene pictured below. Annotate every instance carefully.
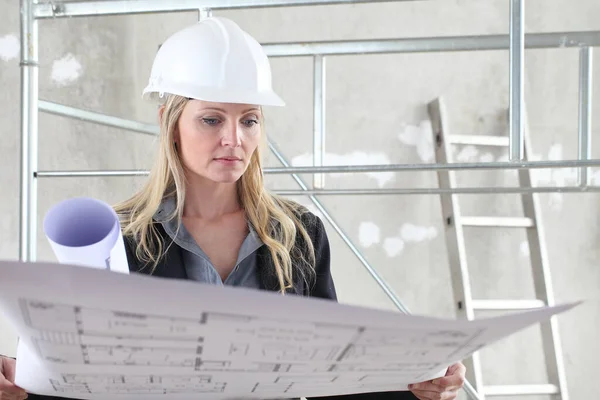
[143,17,285,107]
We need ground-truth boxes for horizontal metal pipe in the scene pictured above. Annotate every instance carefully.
[33,170,599,194]
[30,1,600,59]
[39,100,159,136]
[34,158,600,178]
[34,0,419,18]
[273,186,600,195]
[36,171,149,178]
[262,31,600,57]
[266,160,600,172]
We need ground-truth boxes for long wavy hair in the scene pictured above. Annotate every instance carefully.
[113,95,315,293]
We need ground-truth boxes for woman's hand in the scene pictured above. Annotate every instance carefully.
[408,362,466,400]
[0,356,27,400]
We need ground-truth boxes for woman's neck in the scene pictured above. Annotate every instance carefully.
[182,175,241,221]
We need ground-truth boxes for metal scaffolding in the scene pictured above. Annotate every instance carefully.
[19,1,596,399]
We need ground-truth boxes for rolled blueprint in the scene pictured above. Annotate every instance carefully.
[43,197,130,274]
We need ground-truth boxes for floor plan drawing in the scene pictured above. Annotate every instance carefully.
[330,362,440,373]
[49,374,227,395]
[0,261,576,400]
[261,343,341,361]
[19,296,487,375]
[34,339,201,367]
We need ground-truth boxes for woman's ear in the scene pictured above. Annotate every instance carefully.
[158,105,166,125]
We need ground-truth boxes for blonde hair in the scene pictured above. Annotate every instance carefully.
[114,95,315,293]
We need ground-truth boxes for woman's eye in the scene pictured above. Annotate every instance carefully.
[202,118,220,126]
[242,119,259,127]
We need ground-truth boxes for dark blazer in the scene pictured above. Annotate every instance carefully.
[123,211,338,297]
[25,212,417,400]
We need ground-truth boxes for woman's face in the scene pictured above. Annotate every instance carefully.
[174,99,262,184]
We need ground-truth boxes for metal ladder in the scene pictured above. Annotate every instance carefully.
[427,97,569,399]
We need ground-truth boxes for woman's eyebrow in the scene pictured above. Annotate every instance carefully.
[199,107,261,114]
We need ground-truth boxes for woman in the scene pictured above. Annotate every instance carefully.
[0,16,465,400]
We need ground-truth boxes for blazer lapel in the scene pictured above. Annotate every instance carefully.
[257,246,304,295]
[124,223,187,280]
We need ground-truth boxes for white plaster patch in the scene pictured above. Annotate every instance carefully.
[591,169,600,185]
[548,145,577,186]
[529,144,577,211]
[449,144,458,159]
[503,144,577,211]
[531,144,577,185]
[383,237,405,258]
[520,241,530,257]
[0,34,19,62]
[479,152,494,163]
[382,223,437,258]
[291,152,393,188]
[547,143,562,160]
[452,146,493,163]
[51,53,82,86]
[548,193,564,211]
[400,223,438,242]
[398,120,434,163]
[359,222,380,248]
[559,36,568,48]
[456,145,479,162]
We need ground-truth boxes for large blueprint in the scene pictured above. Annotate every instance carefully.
[0,259,577,400]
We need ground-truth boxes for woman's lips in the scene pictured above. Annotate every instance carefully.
[214,157,242,165]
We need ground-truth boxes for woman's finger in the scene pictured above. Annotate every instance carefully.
[1,389,22,400]
[0,358,26,399]
[411,389,442,400]
[409,381,443,392]
[432,374,465,392]
[0,376,26,397]
[412,389,457,400]
[432,362,466,391]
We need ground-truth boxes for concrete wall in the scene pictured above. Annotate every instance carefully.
[1,1,599,399]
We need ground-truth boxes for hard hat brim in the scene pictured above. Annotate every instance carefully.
[143,80,285,107]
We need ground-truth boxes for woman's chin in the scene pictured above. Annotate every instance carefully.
[208,172,244,184]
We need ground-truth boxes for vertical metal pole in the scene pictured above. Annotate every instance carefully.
[578,47,593,187]
[509,0,525,161]
[313,55,326,189]
[19,0,39,262]
[198,8,212,20]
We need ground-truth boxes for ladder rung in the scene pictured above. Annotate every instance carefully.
[472,300,546,311]
[447,134,509,147]
[461,217,535,228]
[484,384,559,396]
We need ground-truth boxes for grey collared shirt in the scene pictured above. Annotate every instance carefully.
[153,196,264,288]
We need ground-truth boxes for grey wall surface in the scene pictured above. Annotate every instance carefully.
[1,1,599,399]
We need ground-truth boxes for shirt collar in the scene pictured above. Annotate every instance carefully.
[153,195,177,223]
[153,195,263,246]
